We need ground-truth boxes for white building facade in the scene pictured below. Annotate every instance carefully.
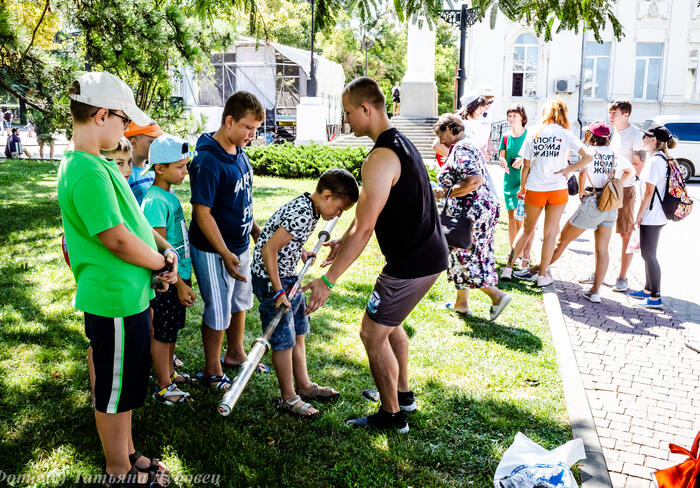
[463,0,700,130]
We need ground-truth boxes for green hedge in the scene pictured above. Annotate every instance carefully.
[246,143,368,179]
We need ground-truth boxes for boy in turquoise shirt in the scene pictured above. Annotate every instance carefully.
[141,134,197,406]
[57,72,178,486]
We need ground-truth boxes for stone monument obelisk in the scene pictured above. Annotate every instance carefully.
[400,18,437,118]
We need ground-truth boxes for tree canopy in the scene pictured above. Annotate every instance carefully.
[0,0,622,132]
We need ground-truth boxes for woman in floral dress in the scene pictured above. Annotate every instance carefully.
[432,113,512,321]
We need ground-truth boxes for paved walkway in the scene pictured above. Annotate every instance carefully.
[483,163,700,487]
[546,192,700,487]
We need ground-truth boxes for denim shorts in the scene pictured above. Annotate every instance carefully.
[570,195,617,230]
[252,274,309,351]
[190,244,253,331]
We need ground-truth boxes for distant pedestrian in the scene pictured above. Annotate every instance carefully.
[3,108,13,136]
[35,120,55,160]
[391,82,401,117]
[630,124,677,309]
[25,113,35,137]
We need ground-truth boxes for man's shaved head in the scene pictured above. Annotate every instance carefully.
[342,77,386,111]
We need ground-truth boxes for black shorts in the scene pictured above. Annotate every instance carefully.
[85,309,152,413]
[151,278,190,343]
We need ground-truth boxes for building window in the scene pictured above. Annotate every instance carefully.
[583,42,611,99]
[686,44,700,100]
[634,43,663,100]
[512,33,538,98]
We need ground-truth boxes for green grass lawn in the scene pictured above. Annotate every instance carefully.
[0,160,573,487]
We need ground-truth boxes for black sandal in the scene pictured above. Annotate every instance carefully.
[129,451,168,475]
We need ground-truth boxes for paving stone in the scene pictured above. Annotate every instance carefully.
[549,240,700,484]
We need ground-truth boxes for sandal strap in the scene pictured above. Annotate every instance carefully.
[155,383,191,403]
[128,452,163,475]
[279,395,314,414]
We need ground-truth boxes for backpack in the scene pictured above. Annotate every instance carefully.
[591,150,623,212]
[650,154,693,222]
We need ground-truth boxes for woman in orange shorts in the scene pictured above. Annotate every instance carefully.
[500,99,593,287]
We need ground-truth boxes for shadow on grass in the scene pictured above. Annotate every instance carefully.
[454,314,543,354]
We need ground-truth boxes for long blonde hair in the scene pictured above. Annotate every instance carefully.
[540,98,569,129]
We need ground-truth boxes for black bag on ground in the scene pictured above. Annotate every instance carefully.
[440,186,473,249]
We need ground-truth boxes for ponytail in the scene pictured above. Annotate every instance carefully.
[656,136,677,159]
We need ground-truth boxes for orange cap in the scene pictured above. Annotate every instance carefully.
[124,120,164,138]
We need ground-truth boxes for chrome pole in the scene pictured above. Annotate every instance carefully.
[218,216,339,416]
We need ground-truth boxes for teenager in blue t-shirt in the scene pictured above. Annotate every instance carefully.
[189,91,266,390]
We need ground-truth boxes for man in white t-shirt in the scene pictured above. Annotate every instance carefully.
[606,99,645,293]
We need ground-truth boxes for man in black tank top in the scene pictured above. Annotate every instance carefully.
[303,77,448,433]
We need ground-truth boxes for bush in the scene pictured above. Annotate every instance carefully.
[246,143,368,180]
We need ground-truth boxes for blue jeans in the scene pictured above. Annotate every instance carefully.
[252,275,309,351]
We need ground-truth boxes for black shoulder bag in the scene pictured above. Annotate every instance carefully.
[439,186,473,249]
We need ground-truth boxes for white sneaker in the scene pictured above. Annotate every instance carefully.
[583,290,601,303]
[536,274,553,287]
[500,267,513,281]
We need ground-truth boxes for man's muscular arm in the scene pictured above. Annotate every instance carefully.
[303,148,400,314]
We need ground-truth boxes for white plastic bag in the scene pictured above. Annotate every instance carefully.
[494,432,585,488]
[626,227,641,254]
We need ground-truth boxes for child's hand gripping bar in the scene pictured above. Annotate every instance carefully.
[218,217,339,416]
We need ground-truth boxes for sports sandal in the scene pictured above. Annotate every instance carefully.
[170,371,195,385]
[277,394,319,418]
[296,383,340,402]
[195,372,232,390]
[220,356,270,374]
[153,383,192,405]
[128,451,168,476]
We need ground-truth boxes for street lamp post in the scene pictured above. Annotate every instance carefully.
[307,0,317,97]
[439,4,478,109]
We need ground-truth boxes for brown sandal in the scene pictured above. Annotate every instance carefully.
[296,382,340,402]
[277,395,319,417]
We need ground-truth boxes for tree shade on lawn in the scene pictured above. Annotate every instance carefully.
[0,160,578,487]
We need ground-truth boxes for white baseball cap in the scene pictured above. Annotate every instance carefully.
[460,92,480,108]
[478,84,496,97]
[68,72,151,126]
[141,134,197,176]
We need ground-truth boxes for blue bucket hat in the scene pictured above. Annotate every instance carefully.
[141,133,197,176]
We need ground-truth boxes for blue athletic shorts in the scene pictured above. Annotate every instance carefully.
[191,245,253,330]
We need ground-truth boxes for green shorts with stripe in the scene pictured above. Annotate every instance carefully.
[85,309,151,413]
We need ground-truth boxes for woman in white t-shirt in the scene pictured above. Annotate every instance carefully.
[630,124,677,309]
[501,98,594,287]
[525,121,634,302]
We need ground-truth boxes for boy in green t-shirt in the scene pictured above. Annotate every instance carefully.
[57,72,178,486]
[141,134,198,406]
